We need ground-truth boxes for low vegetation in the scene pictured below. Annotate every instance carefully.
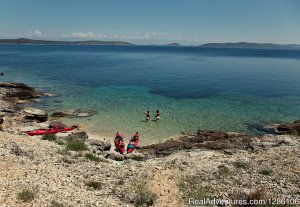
[50,200,64,207]
[259,169,273,176]
[117,179,125,185]
[85,181,103,190]
[233,161,249,169]
[132,174,157,207]
[55,141,65,145]
[178,174,212,204]
[17,189,35,202]
[58,149,71,156]
[214,164,230,179]
[42,133,57,141]
[85,153,100,162]
[229,188,293,207]
[65,139,87,151]
[129,154,144,161]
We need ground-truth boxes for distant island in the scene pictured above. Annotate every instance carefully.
[0,38,133,46]
[199,42,300,49]
[166,43,181,46]
[0,38,300,49]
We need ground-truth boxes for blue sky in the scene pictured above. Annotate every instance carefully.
[0,0,299,45]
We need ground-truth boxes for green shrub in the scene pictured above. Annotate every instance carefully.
[218,165,230,176]
[85,153,100,162]
[56,141,65,145]
[111,187,117,194]
[233,161,249,169]
[135,189,157,206]
[42,133,57,141]
[259,169,272,176]
[85,181,102,190]
[17,189,35,202]
[117,179,125,185]
[50,200,64,207]
[65,139,87,151]
[129,154,144,161]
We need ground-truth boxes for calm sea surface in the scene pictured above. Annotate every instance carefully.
[1,45,300,143]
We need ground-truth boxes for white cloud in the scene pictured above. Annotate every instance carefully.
[10,30,44,38]
[31,30,43,36]
[63,32,95,38]
[124,32,182,41]
[61,31,183,42]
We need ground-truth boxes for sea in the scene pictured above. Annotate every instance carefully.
[1,45,300,144]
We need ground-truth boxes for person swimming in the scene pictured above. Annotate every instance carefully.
[145,110,151,122]
[155,110,160,121]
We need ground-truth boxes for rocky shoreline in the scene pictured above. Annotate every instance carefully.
[1,82,300,207]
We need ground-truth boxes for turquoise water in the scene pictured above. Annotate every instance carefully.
[1,45,300,144]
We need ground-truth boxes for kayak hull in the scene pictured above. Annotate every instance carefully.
[115,132,125,154]
[27,127,75,136]
[127,133,140,153]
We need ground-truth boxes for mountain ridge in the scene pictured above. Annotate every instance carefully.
[0,38,133,46]
[0,38,300,49]
[199,42,300,49]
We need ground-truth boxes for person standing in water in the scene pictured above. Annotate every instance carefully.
[145,110,151,122]
[155,110,161,121]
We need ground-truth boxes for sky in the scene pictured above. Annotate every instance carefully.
[0,0,299,45]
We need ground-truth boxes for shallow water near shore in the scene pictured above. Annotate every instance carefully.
[1,45,300,144]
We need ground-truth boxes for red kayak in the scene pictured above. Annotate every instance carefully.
[127,132,139,153]
[27,125,76,136]
[114,132,125,154]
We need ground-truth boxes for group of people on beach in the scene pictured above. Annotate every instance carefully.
[145,110,160,122]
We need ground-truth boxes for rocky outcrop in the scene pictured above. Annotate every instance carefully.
[246,123,280,134]
[0,82,41,100]
[0,82,48,119]
[51,109,96,118]
[139,130,249,158]
[23,107,48,122]
[277,120,300,135]
[87,139,111,152]
[51,111,70,118]
[106,152,125,161]
[196,130,245,141]
[66,131,89,140]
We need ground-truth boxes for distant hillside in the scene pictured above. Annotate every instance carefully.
[199,42,300,49]
[0,38,133,46]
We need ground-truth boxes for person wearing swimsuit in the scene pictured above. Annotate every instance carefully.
[145,110,151,122]
[155,110,160,121]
